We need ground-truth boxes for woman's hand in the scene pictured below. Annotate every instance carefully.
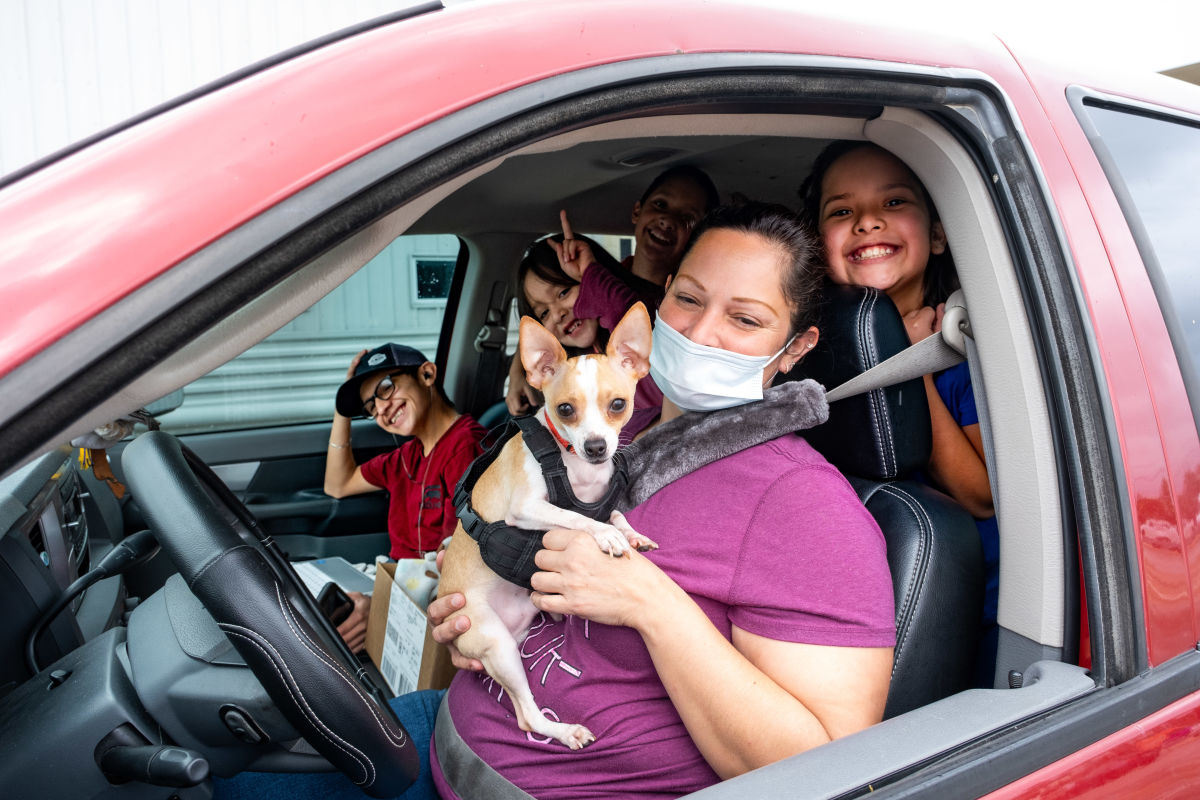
[427,592,483,671]
[428,547,483,671]
[529,527,673,629]
[548,210,595,282]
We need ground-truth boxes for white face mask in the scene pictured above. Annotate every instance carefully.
[649,313,793,412]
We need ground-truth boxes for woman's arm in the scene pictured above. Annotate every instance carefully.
[531,530,893,779]
[574,261,650,331]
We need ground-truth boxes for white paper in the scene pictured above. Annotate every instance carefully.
[378,586,427,696]
[292,561,331,597]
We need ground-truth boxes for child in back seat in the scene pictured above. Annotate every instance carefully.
[505,225,665,443]
[505,164,720,440]
[801,141,999,686]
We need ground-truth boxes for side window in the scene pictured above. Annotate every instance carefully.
[1079,101,1200,420]
[162,234,460,434]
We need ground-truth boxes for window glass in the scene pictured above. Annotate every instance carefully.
[1082,103,1200,416]
[162,234,460,434]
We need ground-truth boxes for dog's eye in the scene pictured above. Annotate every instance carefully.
[556,403,574,419]
[609,398,626,413]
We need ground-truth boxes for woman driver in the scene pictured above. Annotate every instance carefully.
[217,203,895,799]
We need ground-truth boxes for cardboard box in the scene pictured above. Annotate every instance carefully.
[365,561,457,695]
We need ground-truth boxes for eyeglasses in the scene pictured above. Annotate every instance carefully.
[362,371,411,418]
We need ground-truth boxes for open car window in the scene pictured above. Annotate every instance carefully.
[161,233,460,434]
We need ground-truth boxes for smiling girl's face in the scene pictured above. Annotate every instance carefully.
[817,145,946,315]
[522,272,600,349]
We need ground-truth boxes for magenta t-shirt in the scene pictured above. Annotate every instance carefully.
[432,434,895,799]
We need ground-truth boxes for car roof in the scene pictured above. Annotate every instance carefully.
[0,0,1027,381]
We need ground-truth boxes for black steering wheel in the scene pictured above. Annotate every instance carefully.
[121,430,419,796]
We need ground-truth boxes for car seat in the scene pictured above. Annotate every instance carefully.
[782,284,985,717]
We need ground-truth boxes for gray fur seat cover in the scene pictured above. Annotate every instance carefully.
[618,379,828,510]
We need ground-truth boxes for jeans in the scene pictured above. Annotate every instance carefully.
[211,689,445,800]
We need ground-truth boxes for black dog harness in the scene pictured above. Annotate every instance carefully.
[453,414,629,590]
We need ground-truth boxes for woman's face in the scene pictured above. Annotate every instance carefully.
[817,145,946,313]
[659,227,817,386]
[631,176,709,276]
[522,272,600,349]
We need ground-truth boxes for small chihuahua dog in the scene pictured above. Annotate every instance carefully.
[439,302,655,749]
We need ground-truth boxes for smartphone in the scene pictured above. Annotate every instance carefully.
[317,582,354,627]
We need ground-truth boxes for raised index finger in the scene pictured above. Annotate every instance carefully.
[559,209,575,241]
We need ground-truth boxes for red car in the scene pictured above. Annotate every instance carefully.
[1,1,1198,797]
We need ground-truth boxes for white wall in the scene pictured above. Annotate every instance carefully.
[0,0,464,432]
[0,0,413,176]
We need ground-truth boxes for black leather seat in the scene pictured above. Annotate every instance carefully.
[782,284,985,718]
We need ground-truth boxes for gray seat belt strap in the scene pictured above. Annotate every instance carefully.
[963,330,1000,505]
[825,329,965,402]
[825,291,970,404]
[435,693,535,800]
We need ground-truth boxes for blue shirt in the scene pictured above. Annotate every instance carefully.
[933,362,999,624]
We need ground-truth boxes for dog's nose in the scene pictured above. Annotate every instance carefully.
[583,438,607,459]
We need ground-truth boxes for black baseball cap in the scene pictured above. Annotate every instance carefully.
[335,343,429,418]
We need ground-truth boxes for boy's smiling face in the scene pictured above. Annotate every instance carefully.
[817,145,946,314]
[631,175,709,279]
[360,369,431,437]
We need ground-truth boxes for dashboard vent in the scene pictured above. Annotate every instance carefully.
[27,520,49,568]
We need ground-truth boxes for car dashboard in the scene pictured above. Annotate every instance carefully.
[0,448,126,694]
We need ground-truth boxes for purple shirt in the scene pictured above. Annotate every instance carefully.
[433,434,895,799]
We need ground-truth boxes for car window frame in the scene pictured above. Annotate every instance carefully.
[1068,86,1200,428]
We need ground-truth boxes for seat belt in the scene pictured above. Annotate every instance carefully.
[961,324,1001,507]
[825,290,969,403]
[824,291,1000,502]
[435,694,535,800]
[468,281,510,418]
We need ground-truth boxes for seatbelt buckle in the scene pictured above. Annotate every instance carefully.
[940,289,972,356]
[474,322,507,353]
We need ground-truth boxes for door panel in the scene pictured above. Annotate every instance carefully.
[177,420,397,561]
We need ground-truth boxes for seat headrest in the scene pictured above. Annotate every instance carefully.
[780,284,931,480]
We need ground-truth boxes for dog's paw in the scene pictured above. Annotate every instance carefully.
[609,511,656,552]
[561,724,596,750]
[592,527,630,557]
[630,534,659,552]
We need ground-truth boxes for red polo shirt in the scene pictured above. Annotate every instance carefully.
[360,414,486,558]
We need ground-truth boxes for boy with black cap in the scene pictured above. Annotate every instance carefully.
[325,343,486,651]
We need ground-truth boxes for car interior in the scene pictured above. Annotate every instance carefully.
[0,63,1109,797]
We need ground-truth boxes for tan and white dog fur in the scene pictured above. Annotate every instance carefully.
[439,301,656,749]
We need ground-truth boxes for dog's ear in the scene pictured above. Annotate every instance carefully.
[520,316,568,389]
[606,302,652,380]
